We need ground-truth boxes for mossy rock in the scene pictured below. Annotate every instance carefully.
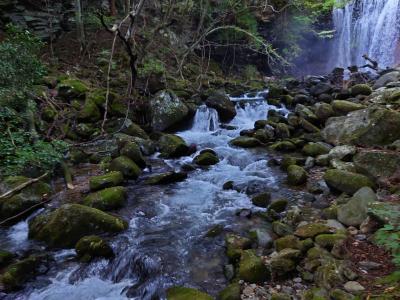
[329,288,355,300]
[166,286,213,300]
[280,155,300,171]
[323,169,375,195]
[0,176,51,224]
[314,259,346,290]
[193,152,219,166]
[272,221,293,237]
[271,293,292,300]
[238,250,270,283]
[89,171,124,191]
[268,199,288,213]
[78,99,101,122]
[0,254,48,291]
[57,78,88,99]
[229,137,262,148]
[124,122,149,139]
[270,257,296,277]
[205,92,236,122]
[315,103,334,121]
[275,235,300,252]
[145,172,187,185]
[302,287,329,300]
[120,141,146,168]
[251,192,271,208]
[83,186,126,211]
[28,204,128,248]
[295,223,331,239]
[351,84,372,96]
[0,250,13,268]
[287,165,307,186]
[75,235,114,262]
[225,233,252,262]
[159,134,189,158]
[302,142,331,157]
[315,234,347,249]
[109,156,142,179]
[332,100,366,115]
[269,141,297,152]
[217,283,241,300]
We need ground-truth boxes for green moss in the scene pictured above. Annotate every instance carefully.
[145,172,187,185]
[109,156,142,179]
[83,186,126,211]
[193,152,219,166]
[251,192,271,208]
[351,84,372,96]
[287,165,307,185]
[78,99,101,122]
[120,141,146,168]
[238,250,270,283]
[166,286,213,300]
[332,100,366,115]
[315,234,346,249]
[275,235,300,252]
[230,137,262,148]
[268,199,288,213]
[225,233,252,262]
[0,250,13,268]
[218,282,241,300]
[302,142,330,157]
[159,134,189,158]
[295,223,331,239]
[324,169,375,195]
[57,78,88,99]
[75,235,114,262]
[89,171,124,191]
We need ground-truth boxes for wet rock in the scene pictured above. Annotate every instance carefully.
[287,165,307,186]
[109,156,142,179]
[149,90,189,131]
[158,134,189,158]
[89,171,124,191]
[249,228,273,248]
[331,100,366,115]
[205,224,224,238]
[272,221,293,237]
[302,142,331,157]
[166,286,213,300]
[294,223,331,239]
[0,250,13,269]
[280,155,301,171]
[337,187,377,226]
[225,234,252,261]
[0,176,51,224]
[251,192,271,208]
[218,282,241,300]
[75,235,114,262]
[230,137,262,148]
[350,84,372,96]
[145,172,187,185]
[205,92,236,122]
[193,152,219,166]
[238,250,270,283]
[223,181,234,190]
[236,209,252,219]
[83,186,126,211]
[268,199,288,213]
[120,141,146,168]
[323,169,375,195]
[322,108,400,146]
[29,204,128,248]
[344,281,365,293]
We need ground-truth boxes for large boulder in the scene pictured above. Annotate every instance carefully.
[205,92,236,122]
[353,150,400,182]
[149,90,189,131]
[350,84,372,96]
[302,142,331,157]
[83,186,126,211]
[158,134,189,158]
[323,169,375,195]
[119,141,146,168]
[28,204,128,248]
[0,176,51,224]
[337,187,378,226]
[238,250,269,283]
[89,171,124,191]
[322,108,400,146]
[287,165,307,186]
[331,100,366,115]
[109,156,142,179]
[373,71,400,89]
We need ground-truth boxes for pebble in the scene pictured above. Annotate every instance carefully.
[293,277,302,283]
[344,281,365,293]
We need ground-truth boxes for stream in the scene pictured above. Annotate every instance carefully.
[1,92,295,300]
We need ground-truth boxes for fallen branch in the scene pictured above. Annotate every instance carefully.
[0,172,49,200]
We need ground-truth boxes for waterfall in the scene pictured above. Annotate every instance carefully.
[192,105,220,132]
[329,0,400,69]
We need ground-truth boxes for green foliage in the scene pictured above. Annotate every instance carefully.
[137,57,166,77]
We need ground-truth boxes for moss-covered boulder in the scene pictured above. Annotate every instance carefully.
[238,250,269,283]
[159,134,189,158]
[83,186,126,211]
[274,235,300,252]
[120,141,146,168]
[193,152,219,166]
[280,155,301,171]
[270,256,296,277]
[217,283,241,300]
[145,171,187,185]
[329,289,355,300]
[323,169,375,195]
[251,192,271,208]
[315,234,346,249]
[149,90,189,131]
[109,156,142,179]
[28,204,128,248]
[337,187,377,226]
[272,221,293,237]
[287,165,307,186]
[315,102,334,121]
[225,233,252,261]
[332,100,366,115]
[302,142,331,157]
[205,92,236,122]
[0,254,48,291]
[89,171,124,191]
[229,136,262,148]
[57,78,88,99]
[78,99,102,122]
[166,286,213,300]
[268,199,288,213]
[75,235,114,262]
[294,223,331,239]
[0,176,51,224]
[0,250,13,268]
[302,288,329,300]
[269,141,297,152]
[351,84,372,96]
[314,259,346,290]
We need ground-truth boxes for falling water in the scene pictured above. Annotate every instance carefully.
[329,0,400,69]
[192,105,220,132]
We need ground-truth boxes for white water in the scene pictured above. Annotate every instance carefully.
[329,0,400,69]
[3,93,289,300]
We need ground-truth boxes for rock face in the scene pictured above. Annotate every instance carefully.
[337,187,377,226]
[322,108,400,146]
[149,90,189,131]
[324,169,375,195]
[353,150,400,181]
[28,204,128,248]
[166,286,213,300]
[205,92,236,122]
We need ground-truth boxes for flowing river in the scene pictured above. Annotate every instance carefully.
[1,92,294,300]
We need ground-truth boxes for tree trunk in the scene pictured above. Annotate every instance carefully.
[124,0,130,14]
[110,0,117,15]
[74,0,85,50]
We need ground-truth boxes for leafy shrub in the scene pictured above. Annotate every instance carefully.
[137,57,166,77]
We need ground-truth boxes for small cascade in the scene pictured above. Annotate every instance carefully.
[329,0,400,69]
[192,105,220,132]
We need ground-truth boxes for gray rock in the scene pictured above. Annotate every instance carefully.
[344,281,365,293]
[328,145,357,161]
[373,71,400,89]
